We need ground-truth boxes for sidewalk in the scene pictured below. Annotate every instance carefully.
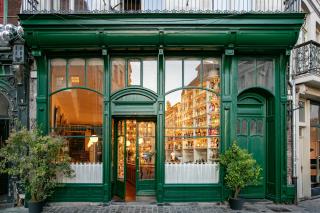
[0,198,319,213]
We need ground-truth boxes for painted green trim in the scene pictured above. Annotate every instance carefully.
[49,87,103,96]
[36,53,49,133]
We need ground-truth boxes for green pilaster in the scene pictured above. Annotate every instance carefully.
[157,47,165,202]
[103,48,111,202]
[221,53,237,199]
[33,51,48,134]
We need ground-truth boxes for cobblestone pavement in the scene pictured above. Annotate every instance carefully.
[1,199,320,213]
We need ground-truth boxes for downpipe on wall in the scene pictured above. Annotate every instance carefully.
[289,53,298,204]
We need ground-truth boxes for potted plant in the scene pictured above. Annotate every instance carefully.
[220,142,262,210]
[0,127,74,213]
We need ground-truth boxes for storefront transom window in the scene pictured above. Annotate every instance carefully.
[164,58,220,184]
[238,58,274,93]
[111,57,157,93]
[50,58,104,183]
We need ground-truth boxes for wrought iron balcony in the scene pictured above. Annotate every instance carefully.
[21,0,301,14]
[293,41,320,78]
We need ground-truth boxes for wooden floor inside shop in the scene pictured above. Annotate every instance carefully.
[125,181,136,202]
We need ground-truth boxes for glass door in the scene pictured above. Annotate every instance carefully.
[114,119,156,200]
[136,121,156,194]
[115,120,126,199]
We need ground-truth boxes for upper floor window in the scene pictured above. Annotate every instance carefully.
[111,57,157,93]
[238,58,274,93]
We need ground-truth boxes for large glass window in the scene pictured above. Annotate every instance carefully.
[50,57,104,183]
[111,57,157,93]
[165,58,220,184]
[238,58,274,93]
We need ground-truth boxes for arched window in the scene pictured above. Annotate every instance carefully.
[164,58,221,184]
[50,58,104,183]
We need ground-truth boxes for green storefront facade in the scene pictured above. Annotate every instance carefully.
[19,6,304,203]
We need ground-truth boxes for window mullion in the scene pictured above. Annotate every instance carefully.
[66,59,69,88]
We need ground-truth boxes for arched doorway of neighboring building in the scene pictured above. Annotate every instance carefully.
[0,92,10,196]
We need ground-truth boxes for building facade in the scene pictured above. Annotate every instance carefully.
[19,0,303,203]
[292,0,320,200]
[0,0,30,203]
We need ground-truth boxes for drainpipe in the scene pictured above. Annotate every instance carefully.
[289,52,298,204]
[3,0,8,25]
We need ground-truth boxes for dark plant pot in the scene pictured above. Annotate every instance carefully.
[28,200,44,213]
[229,197,244,210]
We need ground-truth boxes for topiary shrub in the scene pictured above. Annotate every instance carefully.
[220,141,262,199]
[0,127,74,202]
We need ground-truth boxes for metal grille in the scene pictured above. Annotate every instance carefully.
[293,41,320,76]
[21,0,301,14]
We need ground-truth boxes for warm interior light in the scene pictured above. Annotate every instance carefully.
[139,137,144,144]
[126,140,131,147]
[88,135,99,148]
[71,76,80,83]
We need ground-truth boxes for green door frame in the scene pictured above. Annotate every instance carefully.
[112,118,157,200]
[237,92,267,198]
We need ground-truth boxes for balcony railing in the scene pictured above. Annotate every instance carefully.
[21,0,301,14]
[293,41,320,77]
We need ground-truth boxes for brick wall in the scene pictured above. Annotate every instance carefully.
[8,0,21,25]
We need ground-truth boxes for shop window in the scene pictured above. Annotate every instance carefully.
[238,58,274,93]
[257,60,274,92]
[184,59,201,86]
[111,58,126,93]
[164,57,220,184]
[143,59,157,92]
[87,58,104,94]
[51,89,103,183]
[310,103,320,127]
[68,59,85,87]
[238,59,255,90]
[51,59,67,92]
[128,59,141,86]
[165,60,182,92]
[111,57,157,93]
[50,57,104,183]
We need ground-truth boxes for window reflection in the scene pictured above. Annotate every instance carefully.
[87,58,103,93]
[257,60,274,92]
[68,59,85,87]
[51,59,66,92]
[165,60,182,92]
[184,59,201,86]
[238,58,274,93]
[143,59,157,92]
[165,88,220,184]
[128,59,141,86]
[111,58,126,93]
[238,59,255,91]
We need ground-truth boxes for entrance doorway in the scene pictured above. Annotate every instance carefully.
[237,92,266,198]
[113,119,156,201]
